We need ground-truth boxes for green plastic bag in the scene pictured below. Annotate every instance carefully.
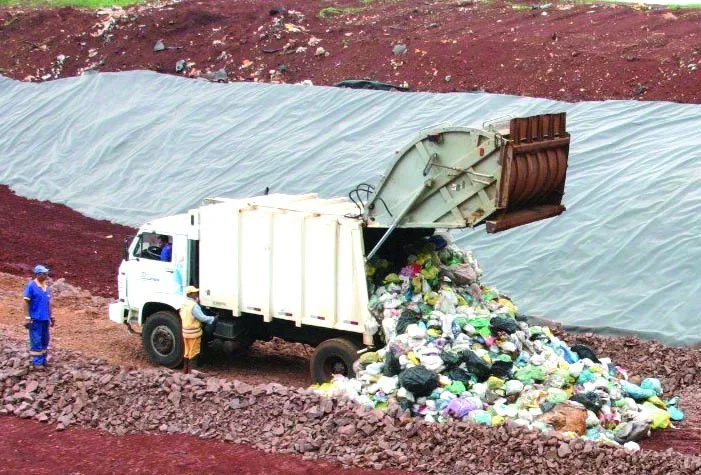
[445,380,466,395]
[469,318,492,337]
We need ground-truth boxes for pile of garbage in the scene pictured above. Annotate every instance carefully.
[314,235,684,448]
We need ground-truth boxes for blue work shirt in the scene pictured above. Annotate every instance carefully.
[23,279,52,321]
[160,244,172,262]
[191,302,215,325]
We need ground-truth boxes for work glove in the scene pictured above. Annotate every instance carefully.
[24,317,32,330]
[50,317,55,328]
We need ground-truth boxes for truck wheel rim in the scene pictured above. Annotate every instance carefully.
[152,325,175,357]
[324,356,348,377]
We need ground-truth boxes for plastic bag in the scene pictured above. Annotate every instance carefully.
[398,366,439,397]
[613,421,650,444]
[439,263,478,285]
[441,350,461,368]
[447,367,472,385]
[570,344,600,363]
[461,350,492,382]
[444,397,481,419]
[489,315,519,335]
[640,378,663,396]
[572,391,604,413]
[395,309,420,335]
[383,350,402,377]
[359,352,379,365]
[445,380,466,395]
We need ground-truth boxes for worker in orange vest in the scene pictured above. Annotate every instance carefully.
[180,286,216,374]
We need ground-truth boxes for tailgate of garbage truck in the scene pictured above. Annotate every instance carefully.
[487,113,569,233]
[363,112,570,233]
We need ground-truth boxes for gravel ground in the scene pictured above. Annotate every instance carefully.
[1,339,700,474]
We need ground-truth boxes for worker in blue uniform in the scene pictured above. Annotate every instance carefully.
[159,235,172,262]
[23,265,54,368]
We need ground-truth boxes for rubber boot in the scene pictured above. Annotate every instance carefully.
[183,358,190,374]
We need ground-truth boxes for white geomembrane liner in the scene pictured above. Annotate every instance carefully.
[1,72,699,345]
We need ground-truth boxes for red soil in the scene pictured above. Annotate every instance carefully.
[0,185,133,297]
[0,416,406,475]
[0,0,699,102]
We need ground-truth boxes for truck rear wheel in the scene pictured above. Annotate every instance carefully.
[311,338,360,384]
[142,310,183,369]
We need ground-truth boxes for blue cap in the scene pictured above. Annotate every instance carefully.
[33,265,49,274]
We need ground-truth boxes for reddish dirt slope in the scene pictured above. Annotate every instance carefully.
[0,0,699,102]
[0,185,133,297]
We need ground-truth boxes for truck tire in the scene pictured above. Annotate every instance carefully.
[311,338,360,384]
[142,310,183,369]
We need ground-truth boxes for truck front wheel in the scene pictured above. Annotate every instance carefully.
[142,310,184,369]
[310,338,360,384]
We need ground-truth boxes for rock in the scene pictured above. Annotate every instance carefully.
[444,75,452,83]
[662,12,678,21]
[168,391,182,407]
[175,60,187,73]
[338,424,356,436]
[428,23,439,28]
[392,44,407,55]
[153,40,165,52]
[634,85,647,96]
[557,443,571,458]
[315,47,326,57]
[269,6,287,16]
[203,68,228,83]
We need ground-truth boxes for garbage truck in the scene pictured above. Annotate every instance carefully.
[108,113,571,383]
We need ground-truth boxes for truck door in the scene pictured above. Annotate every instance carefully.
[126,233,187,315]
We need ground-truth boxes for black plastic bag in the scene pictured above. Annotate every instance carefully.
[383,351,402,377]
[398,366,439,397]
[460,350,491,382]
[446,367,472,385]
[490,360,513,379]
[570,344,600,363]
[440,351,461,369]
[572,391,603,413]
[396,309,420,335]
[490,316,519,335]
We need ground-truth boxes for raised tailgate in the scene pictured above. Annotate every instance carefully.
[487,113,570,233]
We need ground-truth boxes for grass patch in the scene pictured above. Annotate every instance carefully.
[318,6,364,18]
[574,0,701,8]
[666,3,701,8]
[0,0,146,8]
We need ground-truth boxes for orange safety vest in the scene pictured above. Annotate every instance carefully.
[180,299,202,338]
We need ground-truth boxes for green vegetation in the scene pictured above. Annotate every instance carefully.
[0,0,145,8]
[665,3,701,8]
[318,6,364,18]
[507,1,701,10]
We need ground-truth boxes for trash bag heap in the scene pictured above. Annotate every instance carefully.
[312,235,684,448]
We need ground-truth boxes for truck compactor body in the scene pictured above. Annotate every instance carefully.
[109,113,571,383]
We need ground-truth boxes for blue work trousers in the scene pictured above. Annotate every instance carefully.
[28,320,50,366]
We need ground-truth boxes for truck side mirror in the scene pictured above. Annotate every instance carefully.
[124,235,132,261]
